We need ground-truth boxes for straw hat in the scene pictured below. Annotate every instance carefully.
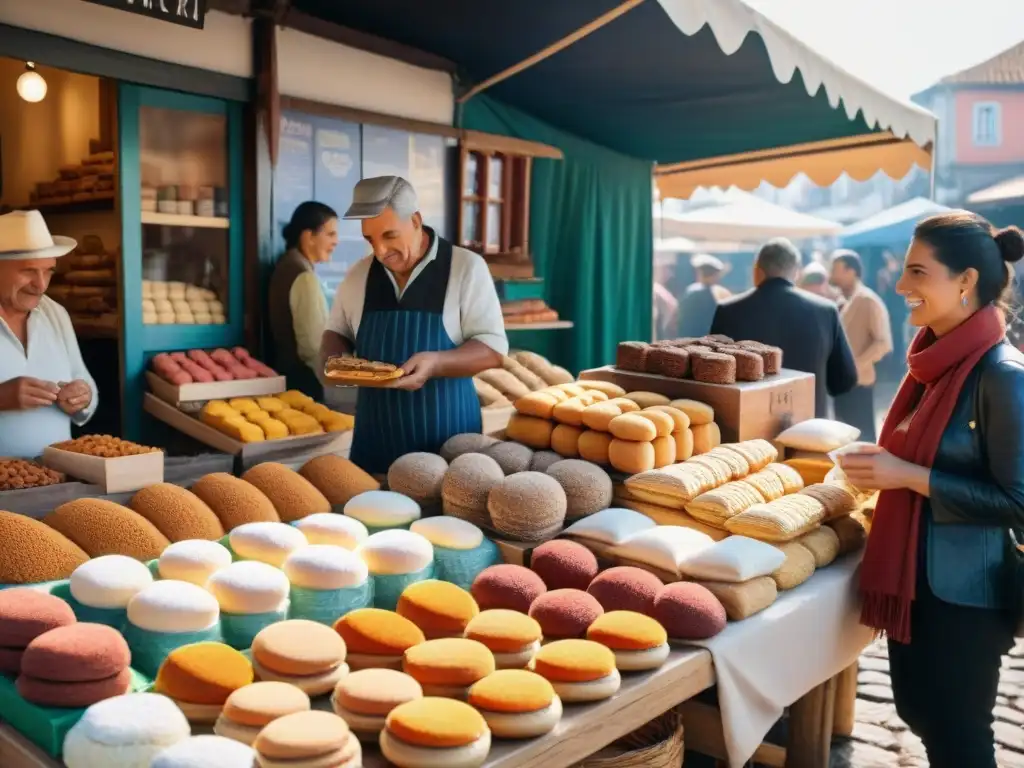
[0,211,77,261]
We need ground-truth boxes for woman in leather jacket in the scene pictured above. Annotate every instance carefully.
[841,211,1024,768]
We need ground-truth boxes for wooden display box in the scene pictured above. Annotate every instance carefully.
[0,482,103,521]
[41,447,164,494]
[578,366,814,443]
[146,371,288,406]
[144,393,352,470]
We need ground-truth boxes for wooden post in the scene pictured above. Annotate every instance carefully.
[787,676,837,768]
[832,663,859,737]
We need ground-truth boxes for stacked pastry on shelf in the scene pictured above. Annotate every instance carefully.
[199,390,353,443]
[501,298,560,326]
[473,351,574,410]
[505,382,720,475]
[616,334,783,385]
[46,235,118,326]
[29,150,115,206]
[150,348,277,385]
[142,281,225,325]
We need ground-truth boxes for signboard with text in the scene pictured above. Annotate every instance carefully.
[80,0,206,30]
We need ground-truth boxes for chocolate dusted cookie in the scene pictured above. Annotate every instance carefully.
[616,342,649,372]
[690,351,737,385]
[735,341,783,375]
[645,347,690,378]
[714,346,764,382]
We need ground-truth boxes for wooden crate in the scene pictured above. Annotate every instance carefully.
[146,371,287,406]
[144,393,352,470]
[41,446,164,494]
[578,366,814,443]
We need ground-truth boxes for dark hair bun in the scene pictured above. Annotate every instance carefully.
[995,226,1024,264]
[282,222,298,244]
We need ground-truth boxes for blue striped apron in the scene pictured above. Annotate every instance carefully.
[349,233,482,474]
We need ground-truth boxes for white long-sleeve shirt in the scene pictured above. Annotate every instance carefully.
[0,296,98,458]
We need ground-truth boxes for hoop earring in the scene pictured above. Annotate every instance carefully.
[961,292,968,308]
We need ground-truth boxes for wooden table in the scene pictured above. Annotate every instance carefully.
[0,648,713,768]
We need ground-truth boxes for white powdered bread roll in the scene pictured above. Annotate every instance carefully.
[562,507,656,546]
[283,545,369,590]
[358,529,434,575]
[410,516,484,550]
[207,561,290,614]
[613,526,715,576]
[127,580,220,633]
[63,693,190,768]
[295,513,369,550]
[159,540,233,586]
[345,490,421,528]
[229,521,308,567]
[151,735,257,768]
[70,555,153,609]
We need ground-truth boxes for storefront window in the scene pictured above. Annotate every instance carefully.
[457,149,530,256]
[138,106,230,326]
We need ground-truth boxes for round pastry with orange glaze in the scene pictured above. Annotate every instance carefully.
[586,611,670,671]
[251,620,348,696]
[463,610,541,670]
[154,641,254,723]
[402,638,495,700]
[331,668,422,740]
[381,697,491,768]
[397,580,479,639]
[467,670,562,739]
[333,608,425,671]
[531,639,621,703]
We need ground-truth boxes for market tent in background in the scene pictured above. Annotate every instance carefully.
[839,196,952,249]
[657,195,843,242]
[293,0,935,372]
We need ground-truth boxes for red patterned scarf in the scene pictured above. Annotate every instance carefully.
[860,304,1005,642]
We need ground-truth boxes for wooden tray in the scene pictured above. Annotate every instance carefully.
[322,373,405,388]
[144,394,352,469]
[146,371,288,406]
[41,446,164,494]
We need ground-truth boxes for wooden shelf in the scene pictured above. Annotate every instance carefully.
[505,320,574,331]
[141,211,230,229]
[19,196,114,216]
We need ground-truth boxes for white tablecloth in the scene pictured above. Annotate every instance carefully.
[685,553,873,768]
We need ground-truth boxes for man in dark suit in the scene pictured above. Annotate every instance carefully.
[711,238,858,418]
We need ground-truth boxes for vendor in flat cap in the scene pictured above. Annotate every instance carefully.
[0,211,97,458]
[321,176,507,474]
[677,253,730,337]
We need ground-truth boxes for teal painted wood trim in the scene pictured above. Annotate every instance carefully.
[119,84,144,442]
[119,85,245,442]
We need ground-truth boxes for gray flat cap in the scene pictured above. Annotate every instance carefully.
[690,253,726,272]
[344,176,419,219]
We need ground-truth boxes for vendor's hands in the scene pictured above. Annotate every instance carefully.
[392,352,441,391]
[839,445,915,491]
[0,376,60,411]
[56,379,92,416]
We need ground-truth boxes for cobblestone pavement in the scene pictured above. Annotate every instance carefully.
[830,638,1024,767]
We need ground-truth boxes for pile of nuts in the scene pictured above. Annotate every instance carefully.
[0,460,64,491]
[51,435,159,458]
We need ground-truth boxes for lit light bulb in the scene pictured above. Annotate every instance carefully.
[17,63,47,103]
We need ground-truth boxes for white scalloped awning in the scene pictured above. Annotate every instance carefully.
[654,0,935,197]
[656,0,936,147]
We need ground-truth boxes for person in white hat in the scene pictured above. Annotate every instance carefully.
[677,253,730,337]
[320,176,506,474]
[0,211,97,458]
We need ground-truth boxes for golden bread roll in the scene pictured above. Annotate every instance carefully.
[651,436,676,468]
[691,422,721,455]
[608,414,657,442]
[624,391,670,409]
[576,380,626,398]
[515,391,559,419]
[506,414,554,450]
[674,429,694,462]
[552,398,587,427]
[608,439,655,475]
[635,410,674,438]
[580,402,622,432]
[550,425,583,458]
[669,399,714,426]
[643,405,690,433]
[578,431,613,465]
[606,397,640,414]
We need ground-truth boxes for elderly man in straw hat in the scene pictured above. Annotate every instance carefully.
[0,211,97,458]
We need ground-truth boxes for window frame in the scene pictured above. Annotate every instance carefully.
[972,101,1002,147]
[457,147,532,256]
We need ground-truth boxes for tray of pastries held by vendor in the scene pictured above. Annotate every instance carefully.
[616,335,783,385]
[323,355,405,386]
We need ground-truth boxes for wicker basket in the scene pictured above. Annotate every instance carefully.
[571,707,685,768]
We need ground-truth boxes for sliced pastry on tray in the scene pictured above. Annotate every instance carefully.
[324,356,405,386]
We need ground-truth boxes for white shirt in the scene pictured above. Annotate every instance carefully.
[0,296,98,458]
[327,236,509,356]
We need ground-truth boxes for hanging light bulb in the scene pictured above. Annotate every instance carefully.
[17,62,47,103]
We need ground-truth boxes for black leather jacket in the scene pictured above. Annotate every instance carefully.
[924,341,1024,610]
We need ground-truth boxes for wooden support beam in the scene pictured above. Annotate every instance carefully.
[787,676,838,768]
[832,662,858,738]
[680,701,787,767]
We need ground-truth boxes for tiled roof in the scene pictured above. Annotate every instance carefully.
[942,40,1024,85]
